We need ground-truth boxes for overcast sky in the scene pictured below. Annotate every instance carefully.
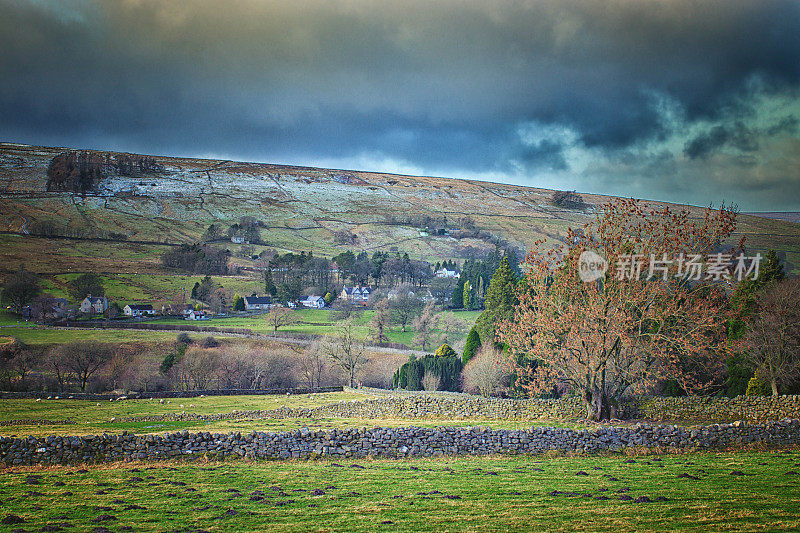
[2,0,799,211]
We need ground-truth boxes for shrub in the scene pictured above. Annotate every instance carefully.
[200,336,219,348]
[394,354,463,391]
[176,333,192,344]
[746,375,770,397]
[434,343,457,358]
[422,371,441,391]
[462,347,511,397]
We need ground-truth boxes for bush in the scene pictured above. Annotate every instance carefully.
[393,354,462,391]
[200,336,219,348]
[422,371,441,391]
[462,347,511,397]
[434,343,457,358]
[746,375,770,397]
[176,333,192,344]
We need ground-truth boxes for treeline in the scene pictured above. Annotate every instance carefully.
[0,334,402,394]
[161,244,231,275]
[26,220,128,241]
[46,151,163,193]
[261,249,436,302]
[265,251,333,302]
[202,217,263,244]
[452,249,520,309]
[333,250,433,287]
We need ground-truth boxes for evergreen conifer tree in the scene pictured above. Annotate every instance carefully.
[475,255,517,347]
[463,327,482,364]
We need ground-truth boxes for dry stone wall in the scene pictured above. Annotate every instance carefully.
[78,394,800,427]
[3,419,800,466]
[637,395,800,422]
[316,393,800,423]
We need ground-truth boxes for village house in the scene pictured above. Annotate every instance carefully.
[123,304,156,317]
[80,295,108,314]
[243,295,272,310]
[300,295,326,308]
[435,268,459,278]
[340,286,372,305]
[185,309,208,320]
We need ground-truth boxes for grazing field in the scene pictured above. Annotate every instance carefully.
[149,308,481,346]
[2,451,800,532]
[0,325,193,346]
[0,393,586,438]
[1,308,481,348]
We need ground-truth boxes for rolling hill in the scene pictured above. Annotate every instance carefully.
[1,141,798,305]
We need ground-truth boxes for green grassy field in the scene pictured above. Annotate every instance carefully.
[148,308,481,347]
[2,450,799,532]
[0,392,587,437]
[0,325,192,345]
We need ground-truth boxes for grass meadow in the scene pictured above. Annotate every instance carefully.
[2,450,800,532]
[1,308,482,348]
[0,392,589,438]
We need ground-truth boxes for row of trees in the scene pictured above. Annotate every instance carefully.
[0,320,400,393]
[451,249,520,309]
[46,151,163,194]
[161,244,231,275]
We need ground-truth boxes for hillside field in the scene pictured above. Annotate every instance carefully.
[2,142,799,293]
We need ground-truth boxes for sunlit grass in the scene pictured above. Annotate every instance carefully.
[2,450,799,532]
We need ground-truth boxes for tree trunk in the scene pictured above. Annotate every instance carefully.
[771,378,779,397]
[584,388,618,421]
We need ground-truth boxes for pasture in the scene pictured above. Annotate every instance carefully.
[0,392,586,438]
[2,451,800,532]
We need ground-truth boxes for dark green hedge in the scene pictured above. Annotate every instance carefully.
[393,354,463,391]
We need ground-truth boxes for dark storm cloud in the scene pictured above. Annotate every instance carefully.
[684,122,760,160]
[684,116,800,159]
[1,0,799,209]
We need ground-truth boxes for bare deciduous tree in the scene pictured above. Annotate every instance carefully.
[412,301,439,351]
[389,286,424,333]
[421,371,441,391]
[437,311,469,347]
[178,347,220,390]
[742,278,800,396]
[324,319,368,387]
[46,344,74,392]
[62,341,114,392]
[264,307,300,334]
[369,299,391,345]
[300,341,327,391]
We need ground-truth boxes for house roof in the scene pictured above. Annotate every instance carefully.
[343,286,371,294]
[83,296,107,303]
[301,295,324,302]
[126,304,153,310]
[244,295,272,305]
